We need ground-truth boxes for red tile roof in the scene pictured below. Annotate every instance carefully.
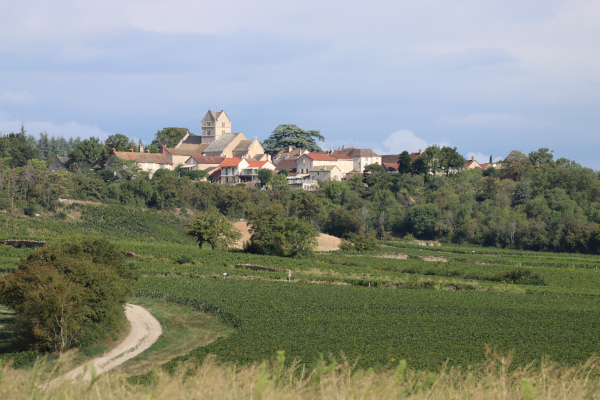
[383,163,399,172]
[219,158,243,167]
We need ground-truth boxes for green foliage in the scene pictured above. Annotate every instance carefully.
[407,203,439,237]
[245,205,317,257]
[185,209,241,250]
[257,168,273,187]
[0,236,138,354]
[105,133,136,153]
[262,124,325,155]
[339,231,380,252]
[68,136,105,167]
[152,127,191,148]
[397,151,412,174]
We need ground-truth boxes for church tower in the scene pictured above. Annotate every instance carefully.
[201,109,231,143]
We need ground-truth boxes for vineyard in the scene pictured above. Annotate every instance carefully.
[136,277,600,372]
[1,207,600,375]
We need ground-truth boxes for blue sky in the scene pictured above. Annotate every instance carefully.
[1,0,599,168]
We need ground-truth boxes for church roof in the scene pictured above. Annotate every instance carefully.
[204,133,240,154]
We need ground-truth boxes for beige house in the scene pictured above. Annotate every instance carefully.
[309,165,343,181]
[332,147,381,172]
[180,155,225,172]
[329,153,353,175]
[296,153,338,174]
[218,158,276,184]
[104,149,173,178]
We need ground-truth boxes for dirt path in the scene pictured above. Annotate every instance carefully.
[45,304,161,386]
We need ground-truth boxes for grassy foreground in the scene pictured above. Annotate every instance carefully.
[1,351,599,399]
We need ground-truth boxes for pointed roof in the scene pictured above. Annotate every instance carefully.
[204,133,241,154]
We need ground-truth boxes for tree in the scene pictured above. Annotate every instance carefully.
[397,151,412,174]
[245,204,317,257]
[257,168,273,188]
[439,146,465,175]
[185,208,241,250]
[68,136,105,167]
[528,148,554,167]
[407,203,439,237]
[421,145,442,175]
[503,150,533,179]
[105,134,135,152]
[339,232,380,252]
[152,127,191,148]
[262,124,325,155]
[411,156,428,175]
[0,236,138,354]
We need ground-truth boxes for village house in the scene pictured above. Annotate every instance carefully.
[331,146,381,172]
[48,155,69,173]
[104,147,173,178]
[309,165,343,181]
[217,158,276,184]
[296,153,339,175]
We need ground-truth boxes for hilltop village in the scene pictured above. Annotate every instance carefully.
[99,109,499,189]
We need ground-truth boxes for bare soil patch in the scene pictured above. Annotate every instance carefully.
[420,256,448,262]
[374,253,409,259]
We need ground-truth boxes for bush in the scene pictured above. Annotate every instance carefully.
[340,232,380,252]
[0,236,138,354]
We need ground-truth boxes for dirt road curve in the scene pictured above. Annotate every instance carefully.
[46,304,162,386]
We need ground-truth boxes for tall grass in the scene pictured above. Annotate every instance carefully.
[1,350,598,399]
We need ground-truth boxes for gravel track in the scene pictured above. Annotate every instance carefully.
[44,303,161,386]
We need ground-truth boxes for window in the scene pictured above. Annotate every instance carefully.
[222,122,225,127]
[207,129,211,135]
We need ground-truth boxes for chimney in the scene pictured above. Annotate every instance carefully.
[342,145,345,150]
[419,149,423,155]
[471,156,475,161]
[129,148,133,152]
[111,147,116,154]
[139,143,144,152]
[160,144,166,154]
[288,145,292,152]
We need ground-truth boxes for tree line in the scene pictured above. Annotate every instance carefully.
[1,124,600,254]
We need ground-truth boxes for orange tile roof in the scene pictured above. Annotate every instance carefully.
[247,161,270,168]
[218,158,243,167]
[305,153,337,161]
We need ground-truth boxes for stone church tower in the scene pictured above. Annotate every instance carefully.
[201,109,231,144]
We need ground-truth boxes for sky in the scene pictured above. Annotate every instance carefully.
[1,0,599,168]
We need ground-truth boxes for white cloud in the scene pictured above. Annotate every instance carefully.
[374,130,430,155]
[0,118,112,140]
[0,91,37,105]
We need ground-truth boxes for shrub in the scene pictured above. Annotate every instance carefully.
[340,232,380,252]
[0,236,138,354]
